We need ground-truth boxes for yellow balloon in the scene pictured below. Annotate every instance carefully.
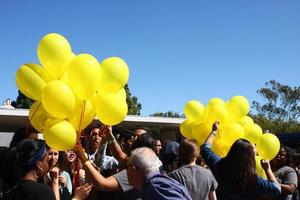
[67,54,99,100]
[95,92,128,125]
[256,133,280,160]
[42,80,76,118]
[26,64,52,83]
[212,138,231,157]
[207,98,225,108]
[98,57,129,94]
[192,122,210,145]
[243,123,262,144]
[206,104,229,125]
[44,120,77,151]
[29,102,49,132]
[226,96,250,122]
[16,64,47,101]
[255,156,267,179]
[184,100,205,122]
[118,88,127,101]
[238,116,254,126]
[37,33,73,79]
[68,99,96,131]
[180,119,195,139]
[220,122,244,147]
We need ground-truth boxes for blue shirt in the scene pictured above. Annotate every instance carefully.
[142,172,192,200]
[200,143,281,200]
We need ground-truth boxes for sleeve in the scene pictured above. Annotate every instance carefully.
[283,167,298,187]
[256,176,281,196]
[200,143,221,170]
[208,169,218,191]
[113,169,134,192]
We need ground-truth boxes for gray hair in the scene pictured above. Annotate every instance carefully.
[129,147,162,175]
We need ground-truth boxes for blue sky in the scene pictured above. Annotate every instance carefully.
[0,1,299,116]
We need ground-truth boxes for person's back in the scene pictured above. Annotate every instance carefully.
[169,165,217,200]
[4,179,55,200]
[169,139,217,200]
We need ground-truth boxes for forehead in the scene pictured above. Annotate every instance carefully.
[49,149,59,154]
[91,128,100,133]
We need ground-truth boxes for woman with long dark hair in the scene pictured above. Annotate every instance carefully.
[2,139,55,200]
[200,122,281,200]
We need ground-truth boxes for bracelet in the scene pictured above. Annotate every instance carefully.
[210,131,217,136]
[108,138,116,144]
[108,135,116,144]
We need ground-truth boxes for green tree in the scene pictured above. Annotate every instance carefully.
[11,90,34,109]
[150,111,184,118]
[252,80,300,133]
[125,84,142,115]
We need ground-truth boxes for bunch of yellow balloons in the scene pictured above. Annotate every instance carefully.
[180,96,280,166]
[16,33,129,150]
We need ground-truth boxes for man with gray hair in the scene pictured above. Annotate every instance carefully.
[127,147,192,200]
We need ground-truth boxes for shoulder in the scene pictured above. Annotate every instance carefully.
[276,166,297,177]
[146,173,191,199]
[18,180,55,199]
[148,173,182,188]
[256,176,281,196]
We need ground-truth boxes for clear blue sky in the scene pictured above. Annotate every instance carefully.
[0,1,299,116]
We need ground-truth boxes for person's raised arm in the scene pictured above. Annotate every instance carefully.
[200,121,221,170]
[203,121,219,145]
[101,126,127,164]
[74,144,121,192]
[261,160,279,184]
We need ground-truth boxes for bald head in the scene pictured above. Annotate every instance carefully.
[129,147,161,174]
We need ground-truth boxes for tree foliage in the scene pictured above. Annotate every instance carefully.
[11,90,34,109]
[252,80,300,133]
[125,84,142,115]
[150,111,184,118]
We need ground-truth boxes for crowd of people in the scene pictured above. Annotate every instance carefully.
[0,121,300,200]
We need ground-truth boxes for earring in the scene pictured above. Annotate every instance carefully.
[33,170,39,179]
[36,165,44,177]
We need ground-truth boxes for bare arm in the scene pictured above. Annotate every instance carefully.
[208,191,217,200]
[75,144,121,192]
[203,121,219,145]
[261,160,279,184]
[101,125,127,164]
[280,183,296,195]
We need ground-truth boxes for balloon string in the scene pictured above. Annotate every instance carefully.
[77,100,86,140]
[29,102,41,121]
[73,158,80,188]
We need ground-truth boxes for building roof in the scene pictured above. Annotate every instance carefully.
[0,108,184,132]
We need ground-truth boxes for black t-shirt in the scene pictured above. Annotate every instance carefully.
[4,179,55,200]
